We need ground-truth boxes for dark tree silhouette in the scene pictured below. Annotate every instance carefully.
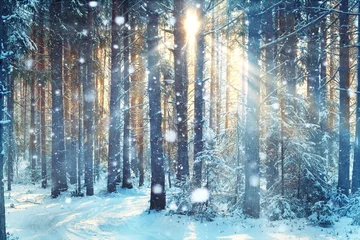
[50,0,68,198]
[147,0,166,210]
[338,0,350,196]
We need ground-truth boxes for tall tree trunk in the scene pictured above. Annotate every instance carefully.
[84,1,95,196]
[69,45,78,185]
[243,0,261,218]
[122,0,133,189]
[284,3,297,96]
[209,8,216,131]
[38,1,47,188]
[107,0,122,193]
[78,70,84,195]
[328,12,336,169]
[147,0,166,210]
[307,0,322,153]
[63,39,73,184]
[39,19,47,189]
[7,75,14,191]
[338,0,350,196]
[174,0,189,180]
[352,1,360,194]
[50,0,67,198]
[137,34,146,188]
[264,1,278,190]
[216,15,221,135]
[23,79,28,160]
[225,2,231,130]
[0,2,7,237]
[193,0,205,187]
[30,28,37,184]
[319,10,328,159]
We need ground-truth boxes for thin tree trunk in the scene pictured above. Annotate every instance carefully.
[84,1,95,196]
[338,0,350,196]
[209,8,216,131]
[40,34,47,189]
[7,74,14,191]
[264,1,278,190]
[319,10,328,160]
[0,2,7,236]
[37,2,47,188]
[193,0,205,187]
[63,39,73,183]
[78,68,84,195]
[122,0,133,189]
[69,45,78,185]
[225,3,231,130]
[352,1,360,194]
[243,0,261,218]
[30,28,37,183]
[307,0,322,154]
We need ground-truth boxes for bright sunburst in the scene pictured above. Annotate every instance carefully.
[184,10,199,40]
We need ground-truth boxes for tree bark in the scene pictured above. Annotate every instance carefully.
[50,0,67,198]
[107,0,122,193]
[193,0,205,187]
[0,2,7,237]
[174,0,189,180]
[352,1,360,194]
[122,0,133,189]
[38,0,47,188]
[243,0,261,218]
[147,0,166,210]
[30,28,37,184]
[338,0,350,196]
[264,1,278,190]
[84,1,95,196]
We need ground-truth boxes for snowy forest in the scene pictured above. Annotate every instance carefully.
[2,0,360,239]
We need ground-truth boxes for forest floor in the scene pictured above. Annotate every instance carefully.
[5,180,360,240]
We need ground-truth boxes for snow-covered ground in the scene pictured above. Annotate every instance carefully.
[5,182,360,240]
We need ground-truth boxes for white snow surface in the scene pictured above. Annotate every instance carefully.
[5,183,360,240]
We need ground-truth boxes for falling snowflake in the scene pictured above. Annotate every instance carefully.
[191,188,209,203]
[24,59,33,69]
[168,17,176,26]
[271,102,280,110]
[129,66,135,74]
[89,1,98,7]
[115,16,125,25]
[152,184,163,194]
[249,175,259,187]
[164,130,177,143]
